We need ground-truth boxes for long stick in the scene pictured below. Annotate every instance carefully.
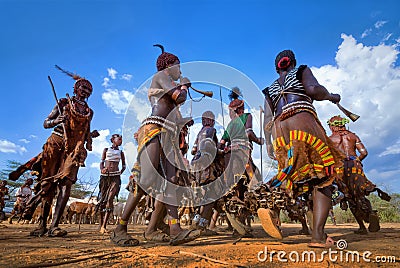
[179,250,247,267]
[47,76,67,139]
[259,106,264,180]
[220,86,225,130]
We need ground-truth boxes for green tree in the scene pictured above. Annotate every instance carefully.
[1,160,98,200]
[0,160,30,196]
[333,193,400,224]
[70,183,92,199]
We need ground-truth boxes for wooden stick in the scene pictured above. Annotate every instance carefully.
[179,250,248,267]
[18,250,130,268]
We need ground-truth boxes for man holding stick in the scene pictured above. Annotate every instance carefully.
[23,67,95,237]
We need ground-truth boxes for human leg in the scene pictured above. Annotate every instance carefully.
[47,179,72,237]
[309,187,334,247]
[143,199,170,242]
[100,176,121,233]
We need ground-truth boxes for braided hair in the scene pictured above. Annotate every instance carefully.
[275,50,296,73]
[153,44,180,71]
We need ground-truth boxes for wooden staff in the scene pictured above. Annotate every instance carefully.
[259,106,264,179]
[47,76,67,141]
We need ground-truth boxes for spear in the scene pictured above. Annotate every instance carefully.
[48,76,67,144]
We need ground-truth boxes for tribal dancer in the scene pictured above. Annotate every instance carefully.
[98,134,126,234]
[190,111,224,236]
[262,50,344,248]
[111,45,200,246]
[219,88,264,236]
[327,115,390,234]
[8,178,33,224]
[23,67,95,237]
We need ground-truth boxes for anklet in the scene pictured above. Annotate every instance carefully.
[119,219,128,225]
[168,218,179,225]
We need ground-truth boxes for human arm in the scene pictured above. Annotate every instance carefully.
[153,72,188,105]
[85,110,94,151]
[43,100,67,129]
[355,135,368,161]
[191,128,217,166]
[301,67,340,103]
[120,151,126,174]
[169,77,189,105]
[191,137,198,155]
[100,148,108,174]
[263,91,275,160]
[245,114,264,145]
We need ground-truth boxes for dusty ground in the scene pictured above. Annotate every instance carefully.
[0,221,398,268]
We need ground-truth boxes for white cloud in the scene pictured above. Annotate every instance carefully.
[108,68,118,79]
[102,89,134,115]
[379,139,400,157]
[90,162,100,169]
[126,94,151,122]
[374,20,387,29]
[19,138,30,144]
[89,129,110,157]
[102,77,110,88]
[361,28,372,38]
[0,139,27,154]
[365,168,400,193]
[382,33,393,42]
[312,33,400,154]
[121,74,133,81]
[28,134,37,139]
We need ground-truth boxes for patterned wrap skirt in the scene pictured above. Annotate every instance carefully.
[270,109,345,197]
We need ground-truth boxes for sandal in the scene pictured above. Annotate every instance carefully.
[47,227,68,237]
[110,230,139,247]
[257,208,283,239]
[169,229,201,246]
[226,212,252,236]
[30,227,48,237]
[308,235,336,248]
[143,230,170,242]
[199,228,218,236]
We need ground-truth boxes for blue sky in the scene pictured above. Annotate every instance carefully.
[1,0,400,196]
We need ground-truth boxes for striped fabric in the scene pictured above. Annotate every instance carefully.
[267,67,306,108]
[271,130,338,190]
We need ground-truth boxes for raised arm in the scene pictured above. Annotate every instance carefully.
[301,67,340,103]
